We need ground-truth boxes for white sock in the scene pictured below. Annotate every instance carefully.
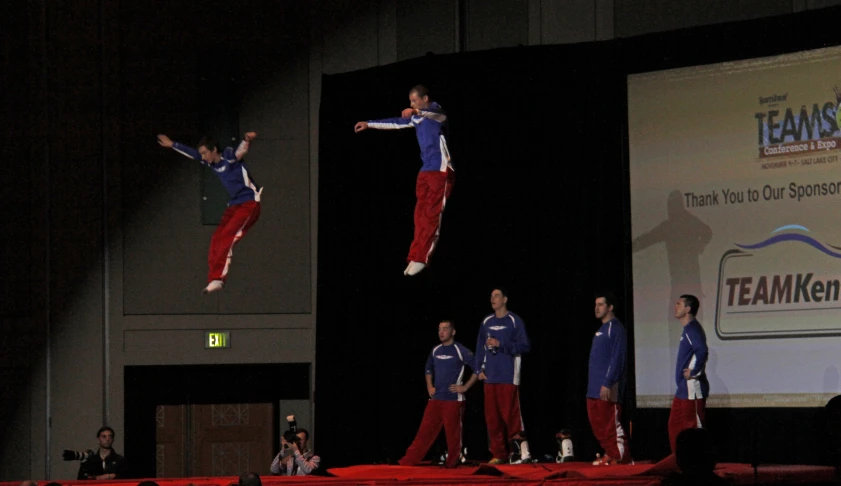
[203,279,224,294]
[519,441,531,459]
[407,262,426,276]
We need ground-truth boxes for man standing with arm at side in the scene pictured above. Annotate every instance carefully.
[668,294,710,453]
[475,288,532,464]
[587,292,630,466]
[399,320,478,468]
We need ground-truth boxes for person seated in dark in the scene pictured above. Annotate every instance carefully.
[661,428,729,486]
[238,472,261,486]
[69,426,128,480]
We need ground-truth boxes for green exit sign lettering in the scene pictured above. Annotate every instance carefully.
[205,331,230,349]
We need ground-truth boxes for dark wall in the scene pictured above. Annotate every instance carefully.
[1,0,313,479]
[118,0,313,315]
[0,0,41,478]
[0,0,34,319]
[314,6,841,468]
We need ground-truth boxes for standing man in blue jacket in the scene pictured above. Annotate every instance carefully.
[474,288,532,464]
[399,320,478,468]
[354,85,454,277]
[668,294,709,453]
[587,292,630,465]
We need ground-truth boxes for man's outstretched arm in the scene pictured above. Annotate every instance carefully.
[157,134,201,161]
[354,116,413,133]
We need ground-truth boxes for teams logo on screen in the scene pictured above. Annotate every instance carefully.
[714,225,841,339]
[754,88,841,161]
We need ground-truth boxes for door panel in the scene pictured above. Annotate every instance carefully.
[155,403,274,477]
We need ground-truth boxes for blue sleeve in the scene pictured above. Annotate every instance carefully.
[221,146,239,164]
[458,343,477,372]
[474,325,487,372]
[425,351,434,375]
[603,324,627,387]
[367,117,414,129]
[171,142,202,161]
[688,327,709,377]
[417,102,447,123]
[501,316,531,355]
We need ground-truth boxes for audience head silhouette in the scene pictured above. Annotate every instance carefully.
[238,472,261,486]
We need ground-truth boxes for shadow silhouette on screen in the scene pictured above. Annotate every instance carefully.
[633,189,713,367]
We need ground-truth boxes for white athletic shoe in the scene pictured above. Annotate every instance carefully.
[404,262,413,276]
[202,279,224,294]
[406,262,426,276]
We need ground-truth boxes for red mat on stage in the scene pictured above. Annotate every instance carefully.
[4,459,836,486]
[324,460,837,484]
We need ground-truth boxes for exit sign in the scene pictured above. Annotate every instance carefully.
[205,331,230,349]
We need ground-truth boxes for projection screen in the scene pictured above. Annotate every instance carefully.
[629,46,841,408]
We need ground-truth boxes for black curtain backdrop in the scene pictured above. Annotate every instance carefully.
[316,43,627,467]
[315,7,841,469]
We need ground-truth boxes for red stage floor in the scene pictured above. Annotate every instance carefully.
[4,460,837,486]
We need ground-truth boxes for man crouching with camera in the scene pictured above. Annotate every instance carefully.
[63,426,127,480]
[269,416,320,476]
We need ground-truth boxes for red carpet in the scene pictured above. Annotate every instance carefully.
[4,460,836,486]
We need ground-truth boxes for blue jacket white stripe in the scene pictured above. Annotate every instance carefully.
[675,319,710,400]
[367,102,453,173]
[474,312,531,385]
[426,342,476,401]
[172,140,262,206]
[587,318,627,401]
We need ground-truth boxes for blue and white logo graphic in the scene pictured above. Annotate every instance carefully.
[715,225,841,339]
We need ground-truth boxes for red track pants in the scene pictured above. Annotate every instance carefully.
[207,201,261,283]
[407,168,455,264]
[484,384,524,461]
[586,398,630,463]
[399,400,465,468]
[668,396,706,453]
